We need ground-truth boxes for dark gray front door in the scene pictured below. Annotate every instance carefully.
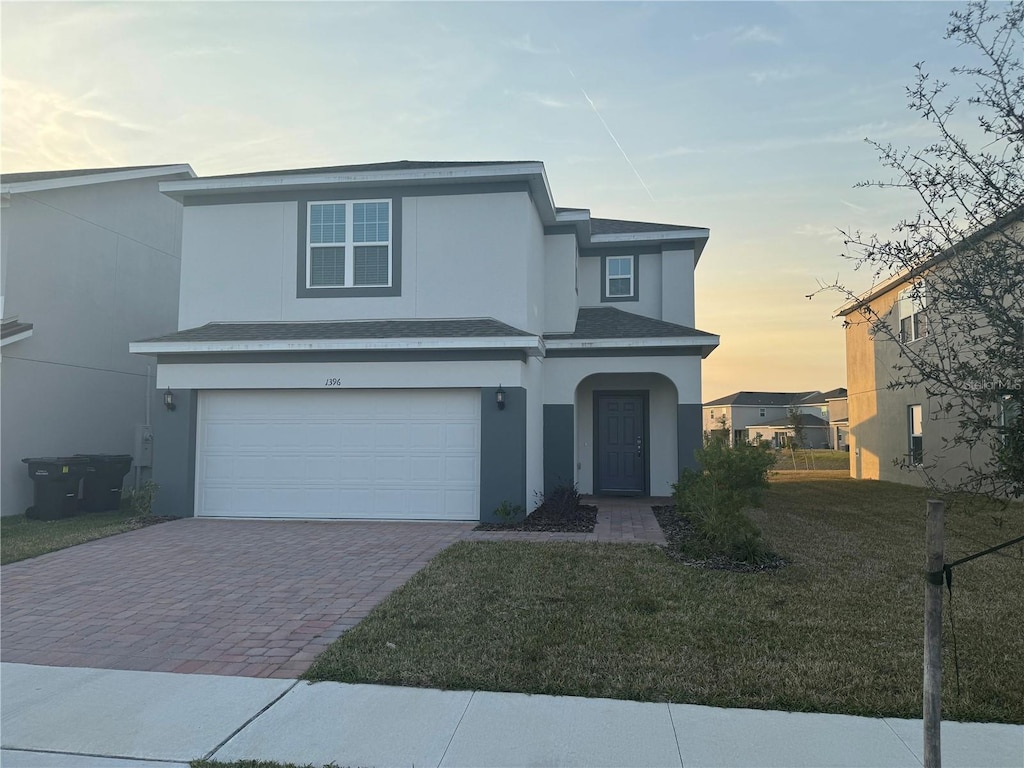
[595,393,646,495]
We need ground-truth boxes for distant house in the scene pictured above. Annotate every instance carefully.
[0,165,194,516]
[837,204,1022,488]
[703,388,847,449]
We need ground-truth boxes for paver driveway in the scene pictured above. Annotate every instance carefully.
[1,518,472,679]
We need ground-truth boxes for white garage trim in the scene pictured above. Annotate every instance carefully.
[196,389,480,520]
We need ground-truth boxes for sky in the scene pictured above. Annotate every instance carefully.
[0,1,978,400]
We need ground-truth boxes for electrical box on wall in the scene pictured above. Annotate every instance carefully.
[134,425,154,468]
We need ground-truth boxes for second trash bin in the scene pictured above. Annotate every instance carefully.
[22,457,89,520]
[76,454,134,513]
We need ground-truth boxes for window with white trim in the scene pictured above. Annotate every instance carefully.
[908,404,924,465]
[307,200,391,288]
[759,407,766,418]
[898,284,928,342]
[606,255,634,298]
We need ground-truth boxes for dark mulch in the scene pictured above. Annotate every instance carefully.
[124,514,179,529]
[475,503,598,533]
[652,505,787,573]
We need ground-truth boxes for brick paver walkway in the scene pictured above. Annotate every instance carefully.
[1,499,667,679]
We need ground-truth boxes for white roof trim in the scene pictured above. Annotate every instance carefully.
[130,335,543,355]
[0,328,33,347]
[555,209,591,222]
[591,229,710,244]
[544,336,719,350]
[1,165,196,194]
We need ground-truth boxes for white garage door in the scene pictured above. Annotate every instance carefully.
[196,389,480,520]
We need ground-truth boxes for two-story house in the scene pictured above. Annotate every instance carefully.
[1,165,193,517]
[130,161,719,522]
[837,204,1022,489]
[703,389,846,448]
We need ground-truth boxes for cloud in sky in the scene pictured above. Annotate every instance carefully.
[507,33,558,56]
[732,25,784,45]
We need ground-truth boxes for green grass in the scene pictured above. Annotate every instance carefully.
[1,510,171,565]
[773,448,851,471]
[303,473,1024,723]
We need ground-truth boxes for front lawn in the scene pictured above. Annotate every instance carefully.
[0,510,172,565]
[304,473,1024,723]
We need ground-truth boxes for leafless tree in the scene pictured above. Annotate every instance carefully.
[818,1,1024,499]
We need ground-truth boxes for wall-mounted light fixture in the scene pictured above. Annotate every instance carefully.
[164,388,176,411]
[496,385,506,411]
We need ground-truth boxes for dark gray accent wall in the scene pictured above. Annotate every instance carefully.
[479,386,527,523]
[152,389,198,518]
[156,349,530,365]
[545,347,705,358]
[543,404,574,495]
[183,181,532,208]
[677,403,702,474]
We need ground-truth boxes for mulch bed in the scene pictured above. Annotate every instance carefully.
[122,514,179,529]
[652,505,788,573]
[475,503,598,533]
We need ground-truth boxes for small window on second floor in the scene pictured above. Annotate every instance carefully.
[605,255,634,298]
[898,284,928,342]
[759,407,766,418]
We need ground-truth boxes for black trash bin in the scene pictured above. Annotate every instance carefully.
[76,454,134,513]
[22,457,89,521]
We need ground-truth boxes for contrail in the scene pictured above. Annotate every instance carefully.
[569,67,655,202]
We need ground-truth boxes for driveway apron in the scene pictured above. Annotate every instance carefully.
[1,519,472,679]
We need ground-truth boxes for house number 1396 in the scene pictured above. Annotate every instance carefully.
[324,378,343,387]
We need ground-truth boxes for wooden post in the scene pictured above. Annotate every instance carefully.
[924,499,945,768]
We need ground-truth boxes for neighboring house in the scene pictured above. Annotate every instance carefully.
[837,205,1023,487]
[703,388,847,448]
[129,160,720,521]
[1,165,194,516]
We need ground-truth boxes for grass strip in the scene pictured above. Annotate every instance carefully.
[1,510,171,565]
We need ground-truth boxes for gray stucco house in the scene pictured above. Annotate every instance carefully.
[703,388,847,449]
[130,160,719,522]
[1,165,195,516]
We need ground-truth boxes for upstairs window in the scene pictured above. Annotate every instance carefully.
[759,407,766,418]
[898,284,928,342]
[605,255,634,298]
[307,200,391,288]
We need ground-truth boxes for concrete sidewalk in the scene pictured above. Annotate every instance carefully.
[1,663,1021,768]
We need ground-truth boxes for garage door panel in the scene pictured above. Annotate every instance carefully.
[197,389,480,520]
[409,456,443,480]
[445,456,477,483]
[445,423,478,449]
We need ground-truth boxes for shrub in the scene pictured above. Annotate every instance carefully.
[537,482,582,519]
[493,500,525,524]
[672,438,776,564]
[121,480,159,516]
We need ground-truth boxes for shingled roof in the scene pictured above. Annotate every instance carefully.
[138,318,535,345]
[0,165,186,184]
[705,391,820,407]
[196,160,535,181]
[589,217,704,235]
[745,413,830,428]
[543,307,717,341]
